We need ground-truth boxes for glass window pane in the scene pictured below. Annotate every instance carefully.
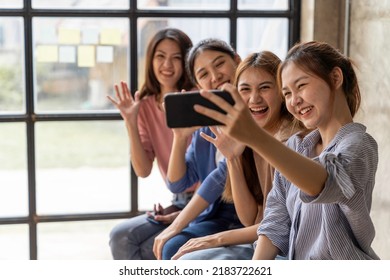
[0,17,25,113]
[238,0,289,10]
[35,121,130,215]
[33,17,129,113]
[0,0,23,9]
[38,220,118,259]
[0,224,29,259]
[237,18,289,59]
[137,17,229,87]
[138,0,229,10]
[138,164,173,211]
[32,0,129,10]
[0,123,28,218]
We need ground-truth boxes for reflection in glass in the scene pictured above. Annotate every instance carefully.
[238,0,288,10]
[32,0,128,10]
[33,17,129,112]
[0,224,29,260]
[0,123,28,218]
[0,17,25,113]
[37,220,119,259]
[35,121,130,215]
[137,17,229,87]
[138,0,229,10]
[237,18,288,59]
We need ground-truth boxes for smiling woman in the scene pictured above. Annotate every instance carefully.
[192,41,379,260]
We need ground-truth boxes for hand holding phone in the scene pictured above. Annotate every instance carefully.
[164,90,234,128]
[146,204,181,225]
[146,214,163,225]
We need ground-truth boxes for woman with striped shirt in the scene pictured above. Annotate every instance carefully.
[194,41,379,259]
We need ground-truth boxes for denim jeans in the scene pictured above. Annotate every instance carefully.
[109,192,193,260]
[178,244,254,260]
[162,219,238,260]
[109,213,166,259]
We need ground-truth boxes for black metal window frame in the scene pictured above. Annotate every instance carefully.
[0,0,301,260]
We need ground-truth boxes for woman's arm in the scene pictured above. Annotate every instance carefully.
[252,235,279,260]
[227,157,260,226]
[244,128,327,196]
[194,85,328,196]
[200,126,258,225]
[167,129,195,182]
[108,81,153,177]
[171,224,259,259]
[126,117,153,177]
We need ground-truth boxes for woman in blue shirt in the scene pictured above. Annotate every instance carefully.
[152,38,243,260]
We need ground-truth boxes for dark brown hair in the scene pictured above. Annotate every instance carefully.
[278,41,361,117]
[139,28,193,101]
[186,38,238,86]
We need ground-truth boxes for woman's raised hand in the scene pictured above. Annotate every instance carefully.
[200,126,245,160]
[107,81,141,124]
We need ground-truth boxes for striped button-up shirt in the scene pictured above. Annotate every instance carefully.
[257,122,379,259]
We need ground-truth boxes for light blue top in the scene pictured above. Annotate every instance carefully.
[258,123,379,259]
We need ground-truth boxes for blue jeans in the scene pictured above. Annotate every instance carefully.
[162,218,242,260]
[109,192,193,260]
[109,213,166,259]
[178,244,254,260]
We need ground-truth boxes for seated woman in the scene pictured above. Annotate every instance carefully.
[194,41,379,260]
[152,38,243,260]
[172,51,304,260]
[107,28,196,260]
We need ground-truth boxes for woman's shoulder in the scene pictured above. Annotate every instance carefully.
[138,94,160,112]
[335,122,378,152]
[140,94,157,104]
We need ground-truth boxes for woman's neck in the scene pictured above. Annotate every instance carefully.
[156,86,178,110]
[265,118,284,139]
[159,86,178,101]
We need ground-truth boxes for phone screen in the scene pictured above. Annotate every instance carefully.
[164,90,234,128]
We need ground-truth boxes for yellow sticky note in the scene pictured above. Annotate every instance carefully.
[36,45,58,63]
[100,28,121,45]
[78,45,95,67]
[58,28,81,44]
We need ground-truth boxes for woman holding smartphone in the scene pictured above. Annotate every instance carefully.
[171,51,305,260]
[194,41,379,260]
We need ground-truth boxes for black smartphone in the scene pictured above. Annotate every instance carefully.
[164,90,235,128]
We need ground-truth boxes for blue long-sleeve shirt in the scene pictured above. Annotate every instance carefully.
[166,127,229,223]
